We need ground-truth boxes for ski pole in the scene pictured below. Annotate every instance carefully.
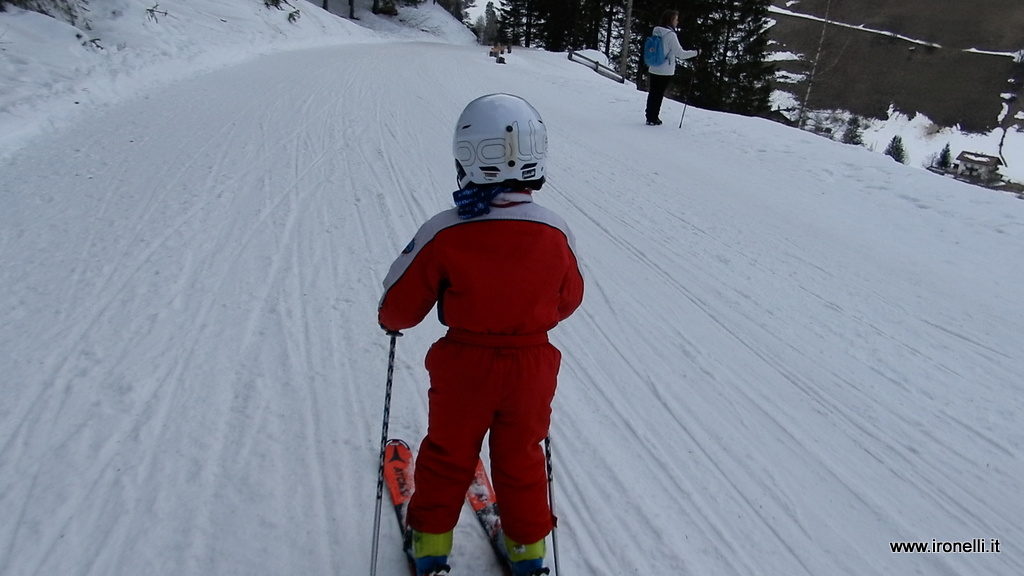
[370,330,402,576]
[678,70,695,129]
[545,435,562,576]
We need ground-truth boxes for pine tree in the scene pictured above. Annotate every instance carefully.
[500,0,525,46]
[575,0,607,51]
[884,135,908,164]
[602,1,627,60]
[537,0,573,52]
[436,0,467,21]
[501,0,540,48]
[502,0,611,52]
[464,0,477,20]
[937,142,952,170]
[481,2,500,46]
[685,0,773,116]
[841,116,864,145]
[472,15,486,40]
[371,0,398,15]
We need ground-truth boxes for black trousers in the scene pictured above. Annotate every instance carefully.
[645,73,671,123]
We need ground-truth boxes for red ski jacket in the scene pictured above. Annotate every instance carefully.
[379,192,583,336]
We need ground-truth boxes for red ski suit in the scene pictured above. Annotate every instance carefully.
[378,191,584,544]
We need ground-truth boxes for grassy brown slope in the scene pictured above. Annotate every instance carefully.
[777,0,1024,51]
[767,2,1023,132]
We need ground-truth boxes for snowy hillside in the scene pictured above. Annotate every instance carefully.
[2,2,1023,576]
[0,0,474,158]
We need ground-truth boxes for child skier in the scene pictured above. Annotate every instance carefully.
[378,93,584,576]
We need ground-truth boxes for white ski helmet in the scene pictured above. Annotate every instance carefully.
[453,93,547,189]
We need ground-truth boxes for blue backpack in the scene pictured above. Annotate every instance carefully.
[643,33,666,67]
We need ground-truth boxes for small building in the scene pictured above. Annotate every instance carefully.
[953,151,1004,182]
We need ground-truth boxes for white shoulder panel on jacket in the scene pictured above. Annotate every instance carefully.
[381,199,577,295]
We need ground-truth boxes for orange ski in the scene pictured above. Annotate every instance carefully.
[466,459,513,575]
[383,439,415,528]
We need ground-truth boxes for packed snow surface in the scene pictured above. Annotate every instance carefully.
[1,2,1023,576]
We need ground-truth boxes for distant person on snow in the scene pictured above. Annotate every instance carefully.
[378,93,585,576]
[645,9,699,126]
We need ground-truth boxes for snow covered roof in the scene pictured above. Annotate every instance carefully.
[956,151,1003,166]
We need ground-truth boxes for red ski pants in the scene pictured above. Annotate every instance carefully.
[407,330,560,544]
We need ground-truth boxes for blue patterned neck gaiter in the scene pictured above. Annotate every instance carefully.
[452,183,512,220]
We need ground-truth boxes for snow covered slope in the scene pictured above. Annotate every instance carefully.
[1,3,1023,576]
[0,0,474,158]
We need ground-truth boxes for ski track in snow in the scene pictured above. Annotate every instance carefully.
[1,41,1023,576]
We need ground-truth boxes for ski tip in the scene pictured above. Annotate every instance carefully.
[385,439,413,463]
